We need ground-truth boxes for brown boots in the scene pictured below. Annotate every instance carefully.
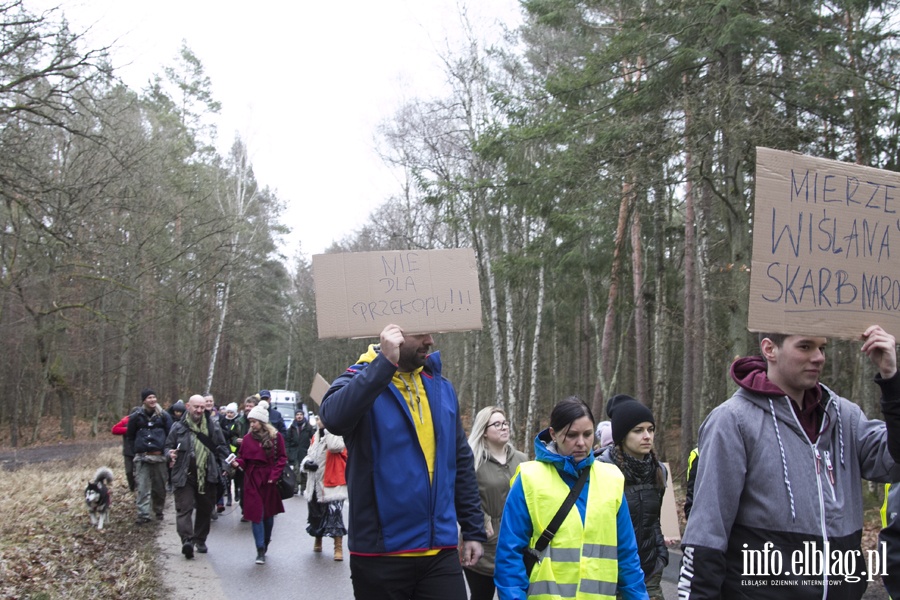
[313,536,342,560]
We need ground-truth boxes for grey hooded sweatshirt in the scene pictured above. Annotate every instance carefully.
[679,357,900,600]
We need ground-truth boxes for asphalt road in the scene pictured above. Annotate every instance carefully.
[0,440,116,470]
[158,500,888,600]
[160,491,354,599]
[157,489,682,600]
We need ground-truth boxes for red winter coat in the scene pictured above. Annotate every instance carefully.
[236,431,287,523]
[111,416,129,435]
[111,415,134,457]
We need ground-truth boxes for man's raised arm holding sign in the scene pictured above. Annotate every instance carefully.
[320,323,485,600]
[678,324,900,599]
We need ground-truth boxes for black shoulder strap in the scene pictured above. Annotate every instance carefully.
[193,415,220,455]
[534,465,591,553]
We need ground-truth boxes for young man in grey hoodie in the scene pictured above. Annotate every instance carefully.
[679,325,900,600]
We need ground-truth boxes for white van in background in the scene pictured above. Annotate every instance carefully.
[267,389,300,422]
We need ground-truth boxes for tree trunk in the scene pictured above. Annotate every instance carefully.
[501,208,518,425]
[593,185,632,419]
[652,181,669,461]
[474,218,505,409]
[681,128,698,469]
[205,279,230,394]
[630,196,650,406]
[525,262,546,451]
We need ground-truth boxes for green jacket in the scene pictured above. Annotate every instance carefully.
[467,445,527,577]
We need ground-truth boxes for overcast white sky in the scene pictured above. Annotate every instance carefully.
[30,0,522,259]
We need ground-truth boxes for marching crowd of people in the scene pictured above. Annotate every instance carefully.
[110,321,900,600]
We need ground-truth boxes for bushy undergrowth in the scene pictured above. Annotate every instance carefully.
[0,448,163,600]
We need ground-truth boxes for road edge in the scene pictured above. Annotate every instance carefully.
[157,495,229,599]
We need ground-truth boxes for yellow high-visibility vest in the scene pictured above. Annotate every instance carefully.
[883,483,892,528]
[687,448,699,482]
[884,483,895,600]
[517,460,623,600]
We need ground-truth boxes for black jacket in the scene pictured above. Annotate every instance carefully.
[598,447,669,578]
[126,408,172,454]
[286,418,315,462]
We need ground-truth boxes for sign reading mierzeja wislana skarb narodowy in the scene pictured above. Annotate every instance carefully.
[750,147,900,339]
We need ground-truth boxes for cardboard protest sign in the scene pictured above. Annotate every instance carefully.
[313,248,483,339]
[308,373,331,408]
[750,147,900,339]
[660,462,681,541]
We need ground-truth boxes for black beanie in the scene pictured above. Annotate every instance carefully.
[140,388,156,402]
[605,394,636,420]
[607,395,655,446]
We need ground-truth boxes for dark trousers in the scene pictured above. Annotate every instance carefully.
[123,454,135,492]
[174,480,217,544]
[350,549,467,600]
[463,567,495,600]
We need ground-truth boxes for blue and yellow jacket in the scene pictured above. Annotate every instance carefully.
[320,346,485,555]
[494,429,649,600]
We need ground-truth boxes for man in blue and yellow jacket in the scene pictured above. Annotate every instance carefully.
[321,323,486,600]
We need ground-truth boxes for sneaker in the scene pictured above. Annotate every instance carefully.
[255,551,266,565]
[134,516,151,525]
[210,511,218,521]
[216,504,225,513]
[196,542,208,554]
[182,541,194,559]
[226,500,232,507]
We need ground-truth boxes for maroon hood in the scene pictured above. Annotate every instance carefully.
[730,355,824,442]
[730,356,785,396]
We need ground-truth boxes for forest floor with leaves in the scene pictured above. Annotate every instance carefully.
[0,440,167,600]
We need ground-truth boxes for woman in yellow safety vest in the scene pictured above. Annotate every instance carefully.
[494,396,649,600]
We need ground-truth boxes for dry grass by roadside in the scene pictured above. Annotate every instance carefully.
[0,447,164,600]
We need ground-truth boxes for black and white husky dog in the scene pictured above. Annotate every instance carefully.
[85,467,113,530]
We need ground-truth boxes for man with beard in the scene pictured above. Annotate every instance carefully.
[126,388,172,524]
[165,395,229,558]
[286,409,315,493]
[321,323,485,600]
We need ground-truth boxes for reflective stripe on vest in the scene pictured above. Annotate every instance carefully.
[517,460,624,600]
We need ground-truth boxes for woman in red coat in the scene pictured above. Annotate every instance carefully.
[233,401,287,565]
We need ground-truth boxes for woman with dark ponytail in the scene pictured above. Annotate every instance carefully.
[597,394,668,600]
[494,396,648,600]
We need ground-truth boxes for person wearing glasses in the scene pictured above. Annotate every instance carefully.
[465,407,528,600]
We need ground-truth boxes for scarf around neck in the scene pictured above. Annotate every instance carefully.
[611,445,656,485]
[187,415,210,493]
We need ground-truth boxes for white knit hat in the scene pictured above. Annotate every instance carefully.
[248,404,269,423]
[225,402,238,414]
